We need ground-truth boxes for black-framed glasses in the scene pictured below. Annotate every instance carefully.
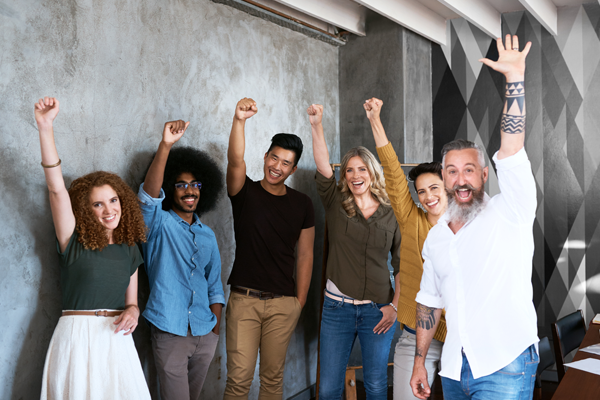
[175,182,202,190]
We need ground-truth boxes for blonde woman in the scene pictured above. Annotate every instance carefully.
[309,104,401,400]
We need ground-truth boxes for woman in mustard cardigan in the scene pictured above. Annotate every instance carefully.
[364,97,448,399]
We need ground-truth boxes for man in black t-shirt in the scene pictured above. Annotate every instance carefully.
[224,97,315,400]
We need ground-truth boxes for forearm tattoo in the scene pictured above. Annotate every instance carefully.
[503,81,526,135]
[416,303,437,330]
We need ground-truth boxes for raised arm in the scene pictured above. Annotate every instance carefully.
[227,98,257,196]
[364,98,389,148]
[307,104,332,178]
[35,97,75,252]
[410,303,443,399]
[143,120,189,198]
[480,35,531,160]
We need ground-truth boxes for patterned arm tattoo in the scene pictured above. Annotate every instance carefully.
[416,303,437,330]
[502,81,525,135]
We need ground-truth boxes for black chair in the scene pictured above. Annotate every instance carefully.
[551,310,586,382]
[533,336,554,400]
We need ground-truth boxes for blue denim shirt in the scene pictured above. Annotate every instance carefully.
[138,183,225,337]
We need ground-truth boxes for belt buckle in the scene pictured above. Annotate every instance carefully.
[258,291,268,300]
[95,310,106,317]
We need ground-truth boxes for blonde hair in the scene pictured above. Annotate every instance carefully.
[337,146,390,218]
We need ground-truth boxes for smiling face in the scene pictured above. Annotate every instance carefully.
[172,172,200,217]
[263,146,297,186]
[345,156,372,197]
[89,185,121,237]
[415,172,447,218]
[443,148,488,216]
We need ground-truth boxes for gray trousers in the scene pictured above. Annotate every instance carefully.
[151,324,219,400]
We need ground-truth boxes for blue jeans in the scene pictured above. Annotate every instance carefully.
[441,345,539,400]
[319,294,397,400]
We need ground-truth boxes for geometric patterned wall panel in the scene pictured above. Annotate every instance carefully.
[432,3,600,338]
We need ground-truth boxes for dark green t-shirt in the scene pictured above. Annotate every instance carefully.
[58,232,143,310]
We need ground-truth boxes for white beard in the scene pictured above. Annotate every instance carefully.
[446,190,487,226]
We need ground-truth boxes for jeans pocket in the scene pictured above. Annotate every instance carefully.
[498,351,527,376]
[323,296,343,310]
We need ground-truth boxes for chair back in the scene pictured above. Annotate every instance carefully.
[533,336,554,400]
[551,310,586,382]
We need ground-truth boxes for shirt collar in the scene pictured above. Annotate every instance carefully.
[168,209,203,227]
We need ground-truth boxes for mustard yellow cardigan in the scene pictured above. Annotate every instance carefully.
[377,143,447,343]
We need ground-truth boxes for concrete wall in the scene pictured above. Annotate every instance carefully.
[339,10,432,163]
[0,1,339,398]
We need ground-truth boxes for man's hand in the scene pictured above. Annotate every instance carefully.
[373,305,396,334]
[162,120,189,145]
[363,97,383,121]
[34,97,60,128]
[307,104,323,126]
[113,305,140,335]
[480,35,531,82]
[410,364,431,399]
[234,98,258,121]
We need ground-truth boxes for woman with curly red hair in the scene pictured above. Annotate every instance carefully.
[35,96,150,399]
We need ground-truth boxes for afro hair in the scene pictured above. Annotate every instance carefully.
[147,146,224,216]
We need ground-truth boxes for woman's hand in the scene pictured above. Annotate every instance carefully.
[307,104,323,126]
[363,97,383,121]
[34,97,59,128]
[373,304,396,334]
[113,305,140,335]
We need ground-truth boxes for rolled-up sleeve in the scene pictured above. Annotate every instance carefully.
[415,239,444,309]
[138,183,167,237]
[206,239,225,306]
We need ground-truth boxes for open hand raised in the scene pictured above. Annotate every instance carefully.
[480,35,531,82]
[234,98,258,121]
[363,98,383,121]
[163,120,190,145]
[307,104,323,126]
[34,97,60,127]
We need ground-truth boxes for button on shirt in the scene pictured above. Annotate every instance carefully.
[416,148,538,380]
[138,184,225,337]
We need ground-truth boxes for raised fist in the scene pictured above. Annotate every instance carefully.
[307,104,323,126]
[163,120,190,145]
[363,98,383,121]
[34,97,60,127]
[234,98,258,121]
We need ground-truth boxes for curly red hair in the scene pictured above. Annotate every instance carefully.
[68,171,146,250]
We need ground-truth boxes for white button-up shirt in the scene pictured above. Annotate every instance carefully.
[416,147,538,380]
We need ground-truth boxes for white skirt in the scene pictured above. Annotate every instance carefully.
[40,312,151,400]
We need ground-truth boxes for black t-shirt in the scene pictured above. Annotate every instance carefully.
[228,176,315,296]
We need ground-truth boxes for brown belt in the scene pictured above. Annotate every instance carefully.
[231,286,283,300]
[62,310,122,317]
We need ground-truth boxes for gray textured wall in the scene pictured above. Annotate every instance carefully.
[0,1,339,399]
[339,10,432,163]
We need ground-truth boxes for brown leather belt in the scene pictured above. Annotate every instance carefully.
[231,286,283,300]
[62,310,122,317]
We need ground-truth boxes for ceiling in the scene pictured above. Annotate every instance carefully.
[247,0,599,45]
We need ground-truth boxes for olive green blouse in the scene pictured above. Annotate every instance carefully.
[316,171,401,304]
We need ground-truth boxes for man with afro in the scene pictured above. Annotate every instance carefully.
[224,98,315,400]
[138,120,225,399]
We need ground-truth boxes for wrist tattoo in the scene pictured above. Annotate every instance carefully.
[506,81,525,114]
[501,114,526,134]
[415,348,424,358]
[416,303,437,330]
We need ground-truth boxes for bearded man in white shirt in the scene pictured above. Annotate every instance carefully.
[409,35,539,400]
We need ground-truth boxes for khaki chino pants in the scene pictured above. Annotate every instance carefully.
[224,291,302,400]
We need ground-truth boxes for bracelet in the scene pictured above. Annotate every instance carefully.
[389,302,397,312]
[41,159,61,168]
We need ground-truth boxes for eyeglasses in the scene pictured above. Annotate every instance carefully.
[175,182,202,190]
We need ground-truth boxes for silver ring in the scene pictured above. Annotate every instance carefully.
[512,47,518,50]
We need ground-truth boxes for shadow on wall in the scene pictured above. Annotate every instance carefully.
[7,147,69,397]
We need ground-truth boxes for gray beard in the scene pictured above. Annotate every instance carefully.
[446,189,487,226]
